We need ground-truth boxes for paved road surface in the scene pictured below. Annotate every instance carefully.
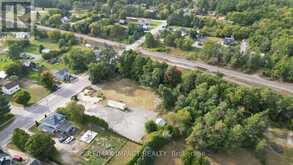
[34,23,293,94]
[0,75,90,147]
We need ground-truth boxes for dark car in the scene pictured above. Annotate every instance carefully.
[58,136,68,143]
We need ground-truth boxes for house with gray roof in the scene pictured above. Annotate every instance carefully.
[38,113,73,135]
[55,68,70,82]
[2,81,20,95]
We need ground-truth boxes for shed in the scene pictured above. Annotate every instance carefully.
[155,118,166,126]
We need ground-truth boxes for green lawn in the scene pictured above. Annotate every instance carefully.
[20,79,50,105]
[0,54,15,70]
[36,60,66,72]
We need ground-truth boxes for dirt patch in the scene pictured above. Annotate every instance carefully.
[208,149,260,165]
[108,142,142,165]
[99,79,160,111]
[154,140,185,165]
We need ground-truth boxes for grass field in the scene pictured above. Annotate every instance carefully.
[100,79,160,111]
[21,79,50,105]
[0,54,15,70]
[108,142,142,165]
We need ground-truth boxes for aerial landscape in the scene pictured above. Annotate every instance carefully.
[0,0,292,165]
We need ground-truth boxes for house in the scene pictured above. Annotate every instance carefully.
[0,71,7,79]
[2,81,20,95]
[55,69,70,82]
[38,112,74,135]
[223,36,235,45]
[139,19,150,31]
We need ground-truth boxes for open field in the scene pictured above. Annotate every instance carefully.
[108,141,142,165]
[21,79,50,105]
[100,79,160,111]
[0,54,15,70]
[154,140,185,165]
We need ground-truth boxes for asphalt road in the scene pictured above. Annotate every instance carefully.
[35,22,293,94]
[0,74,90,147]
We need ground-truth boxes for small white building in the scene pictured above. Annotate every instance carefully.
[155,118,166,126]
[0,71,7,79]
[80,130,98,144]
[107,100,127,110]
[15,32,29,39]
[41,48,50,54]
[2,81,20,95]
[61,16,69,23]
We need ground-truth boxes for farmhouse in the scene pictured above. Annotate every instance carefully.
[2,81,20,95]
[38,112,74,135]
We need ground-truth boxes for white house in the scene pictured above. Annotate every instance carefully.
[2,81,20,95]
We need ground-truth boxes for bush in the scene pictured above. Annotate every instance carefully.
[145,120,158,133]
[255,139,268,165]
[83,114,109,129]
[181,149,210,165]
[13,90,31,105]
[12,128,30,151]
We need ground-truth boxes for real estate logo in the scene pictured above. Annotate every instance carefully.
[0,0,32,32]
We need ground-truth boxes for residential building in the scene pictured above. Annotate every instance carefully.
[55,69,70,82]
[223,36,235,45]
[2,81,20,95]
[38,112,74,135]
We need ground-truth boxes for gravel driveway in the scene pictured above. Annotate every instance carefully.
[84,103,157,143]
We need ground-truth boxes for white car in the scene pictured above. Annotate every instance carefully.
[63,136,75,144]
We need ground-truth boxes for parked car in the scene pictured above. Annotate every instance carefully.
[12,155,23,161]
[63,136,75,144]
[58,136,68,143]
